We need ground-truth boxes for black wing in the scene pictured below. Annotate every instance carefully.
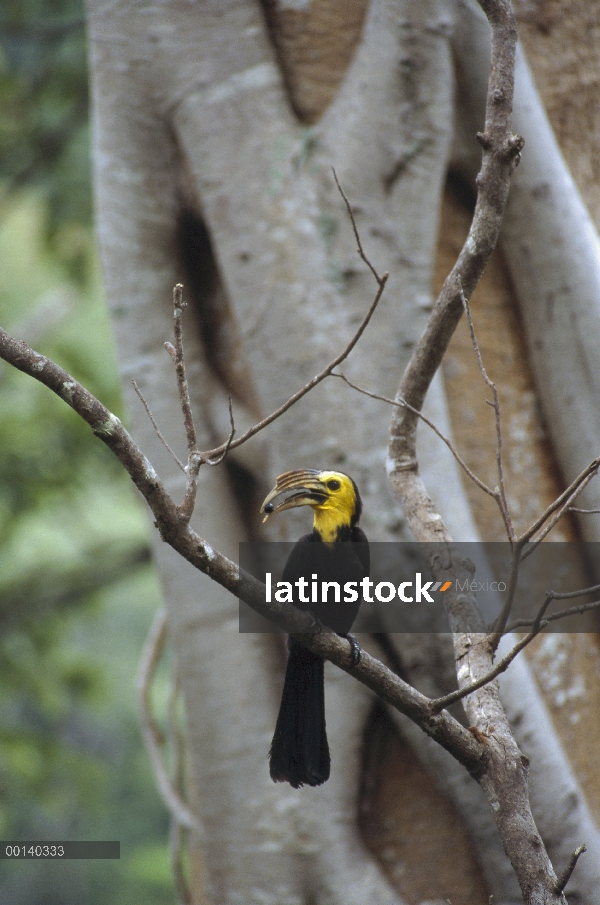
[282,533,317,590]
[282,529,368,633]
[350,525,369,576]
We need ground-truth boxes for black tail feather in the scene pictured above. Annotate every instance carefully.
[269,638,330,788]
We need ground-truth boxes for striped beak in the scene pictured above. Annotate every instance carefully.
[260,469,328,523]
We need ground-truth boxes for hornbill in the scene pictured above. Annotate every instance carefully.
[261,469,369,788]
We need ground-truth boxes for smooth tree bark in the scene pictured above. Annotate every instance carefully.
[85,1,457,902]
[452,0,600,526]
[1,0,597,902]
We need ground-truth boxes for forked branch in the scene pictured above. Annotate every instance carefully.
[136,217,387,523]
[332,370,496,500]
[0,323,486,775]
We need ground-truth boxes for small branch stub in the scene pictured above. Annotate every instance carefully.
[503,133,525,165]
[554,844,587,896]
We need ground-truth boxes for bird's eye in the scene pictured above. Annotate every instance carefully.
[326,479,341,491]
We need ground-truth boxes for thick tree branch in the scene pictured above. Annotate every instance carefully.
[383,2,566,901]
[0,325,484,777]
[388,4,523,488]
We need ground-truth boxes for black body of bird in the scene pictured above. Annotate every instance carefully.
[261,469,369,788]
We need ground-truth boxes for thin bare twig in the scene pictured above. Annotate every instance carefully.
[432,604,553,715]
[199,285,388,465]
[459,283,514,543]
[442,583,555,711]
[332,168,381,284]
[491,458,600,635]
[171,265,387,519]
[508,598,600,631]
[132,378,185,472]
[522,470,598,558]
[430,629,534,714]
[517,457,600,546]
[207,393,235,466]
[157,177,387,524]
[136,606,201,834]
[148,286,205,521]
[568,506,600,514]
[332,371,496,499]
[166,284,205,523]
[171,284,198,456]
[489,541,526,637]
[436,579,600,711]
[554,845,587,896]
[487,458,600,637]
[506,581,600,630]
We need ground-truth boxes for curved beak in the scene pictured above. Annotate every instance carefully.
[260,469,328,523]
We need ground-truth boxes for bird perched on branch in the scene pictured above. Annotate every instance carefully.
[261,469,369,788]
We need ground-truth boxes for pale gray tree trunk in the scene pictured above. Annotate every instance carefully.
[87,1,452,901]
[453,0,600,524]
[86,0,600,901]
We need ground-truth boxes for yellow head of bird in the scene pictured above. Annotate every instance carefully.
[260,469,361,542]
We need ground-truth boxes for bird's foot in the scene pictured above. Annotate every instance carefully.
[338,632,361,667]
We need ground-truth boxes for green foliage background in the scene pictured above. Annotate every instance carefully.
[0,3,177,902]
